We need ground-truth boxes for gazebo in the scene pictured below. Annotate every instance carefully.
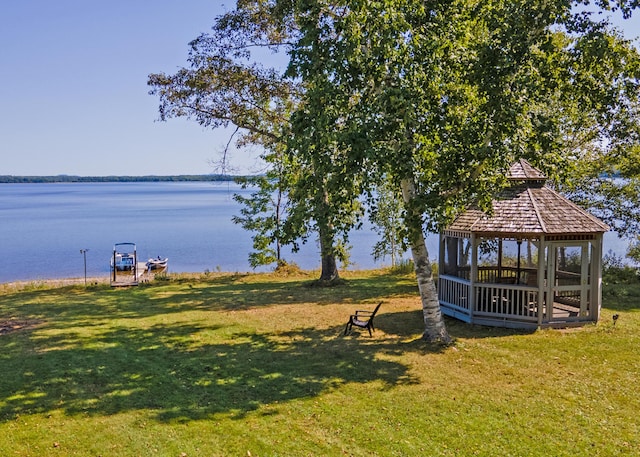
[438,159,609,329]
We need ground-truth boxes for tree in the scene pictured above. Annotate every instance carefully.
[285,0,640,342]
[148,1,363,281]
[626,237,640,265]
[233,174,287,269]
[549,6,640,239]
[369,177,407,267]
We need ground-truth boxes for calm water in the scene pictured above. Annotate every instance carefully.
[0,182,628,283]
[0,182,387,283]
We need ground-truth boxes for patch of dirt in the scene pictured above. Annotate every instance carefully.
[0,319,42,336]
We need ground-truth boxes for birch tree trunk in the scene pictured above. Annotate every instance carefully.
[401,178,451,344]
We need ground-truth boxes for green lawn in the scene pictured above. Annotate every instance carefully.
[0,270,638,456]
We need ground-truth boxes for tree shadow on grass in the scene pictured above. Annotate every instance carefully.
[165,274,419,311]
[0,273,542,424]
[0,321,419,424]
[0,274,418,326]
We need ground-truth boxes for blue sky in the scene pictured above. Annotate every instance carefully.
[0,1,254,176]
[1,2,638,176]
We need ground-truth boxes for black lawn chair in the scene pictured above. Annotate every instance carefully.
[344,302,382,336]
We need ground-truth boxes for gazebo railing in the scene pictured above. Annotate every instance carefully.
[446,266,538,284]
[474,284,538,320]
[476,266,538,284]
[438,275,471,315]
[439,275,539,322]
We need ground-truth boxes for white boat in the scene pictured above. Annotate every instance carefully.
[146,256,168,270]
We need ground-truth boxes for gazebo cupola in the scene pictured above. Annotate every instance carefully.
[438,159,609,329]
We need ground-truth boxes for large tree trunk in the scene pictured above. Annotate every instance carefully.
[318,220,340,281]
[317,183,340,282]
[401,178,451,344]
[320,251,339,281]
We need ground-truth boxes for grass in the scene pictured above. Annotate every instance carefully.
[0,269,639,456]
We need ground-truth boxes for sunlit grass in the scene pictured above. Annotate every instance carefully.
[0,269,639,456]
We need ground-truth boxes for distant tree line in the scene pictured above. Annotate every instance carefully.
[0,175,248,183]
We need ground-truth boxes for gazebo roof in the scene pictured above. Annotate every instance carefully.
[508,158,547,181]
[446,159,609,237]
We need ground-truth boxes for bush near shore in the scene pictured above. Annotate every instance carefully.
[0,268,638,456]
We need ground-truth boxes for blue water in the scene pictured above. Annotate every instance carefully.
[0,182,388,283]
[0,182,629,283]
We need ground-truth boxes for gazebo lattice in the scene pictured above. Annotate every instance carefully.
[438,159,609,329]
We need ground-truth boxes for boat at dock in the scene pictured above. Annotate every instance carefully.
[110,242,139,287]
[146,257,168,271]
[111,252,136,271]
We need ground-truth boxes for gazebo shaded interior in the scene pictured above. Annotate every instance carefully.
[438,160,609,329]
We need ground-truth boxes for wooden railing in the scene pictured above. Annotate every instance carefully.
[440,267,588,324]
[438,276,471,313]
[445,266,538,284]
[474,284,538,320]
[476,266,537,284]
[439,275,539,321]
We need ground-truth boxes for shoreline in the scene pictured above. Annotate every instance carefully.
[0,270,266,290]
[0,267,395,291]
[0,276,111,290]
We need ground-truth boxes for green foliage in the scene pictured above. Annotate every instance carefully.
[551,8,640,236]
[233,175,286,268]
[389,258,415,275]
[288,0,639,232]
[369,176,408,266]
[152,271,170,282]
[603,264,639,285]
[148,1,364,281]
[285,0,640,339]
[602,250,639,284]
[272,259,304,275]
[626,236,640,265]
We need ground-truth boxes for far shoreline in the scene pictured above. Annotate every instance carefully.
[0,174,255,184]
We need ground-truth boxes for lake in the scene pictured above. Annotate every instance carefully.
[0,182,389,283]
[0,182,629,283]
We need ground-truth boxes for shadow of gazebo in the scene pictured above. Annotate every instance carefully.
[438,159,609,329]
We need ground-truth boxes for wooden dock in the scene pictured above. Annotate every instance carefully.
[110,262,168,287]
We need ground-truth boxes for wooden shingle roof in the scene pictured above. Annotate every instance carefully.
[508,158,546,181]
[446,160,609,236]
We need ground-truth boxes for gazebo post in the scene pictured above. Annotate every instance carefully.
[497,239,503,281]
[537,236,546,326]
[470,233,477,317]
[516,239,522,284]
[438,233,445,278]
[592,234,604,322]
